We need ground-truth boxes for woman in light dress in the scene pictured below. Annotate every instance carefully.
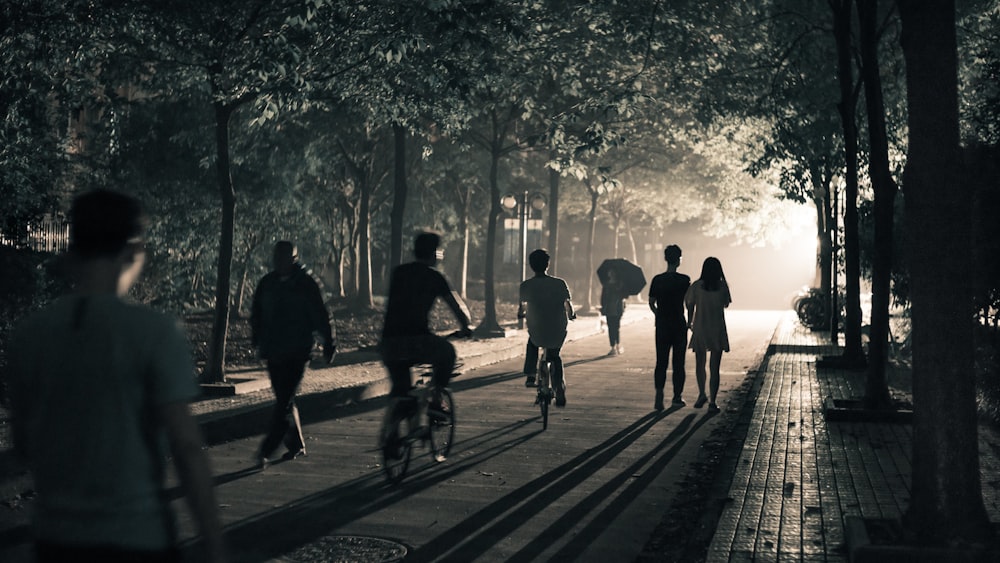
[684,257,732,412]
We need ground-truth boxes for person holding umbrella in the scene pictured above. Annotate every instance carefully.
[597,258,646,356]
[600,269,627,355]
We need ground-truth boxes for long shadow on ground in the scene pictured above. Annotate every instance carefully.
[186,406,697,562]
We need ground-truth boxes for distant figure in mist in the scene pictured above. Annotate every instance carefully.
[648,245,691,411]
[251,241,336,468]
[600,268,627,356]
[685,256,732,413]
[7,189,227,562]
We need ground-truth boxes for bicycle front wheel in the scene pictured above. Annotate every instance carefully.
[382,416,413,484]
[428,388,455,462]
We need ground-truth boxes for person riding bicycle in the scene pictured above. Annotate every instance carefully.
[518,249,576,407]
[379,232,472,441]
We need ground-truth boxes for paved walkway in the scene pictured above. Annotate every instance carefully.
[4,309,1000,562]
[706,312,1000,562]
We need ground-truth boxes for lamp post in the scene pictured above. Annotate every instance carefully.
[501,191,546,328]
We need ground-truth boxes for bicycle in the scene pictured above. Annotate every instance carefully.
[379,339,466,484]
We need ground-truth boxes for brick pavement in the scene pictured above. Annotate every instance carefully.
[707,312,1000,562]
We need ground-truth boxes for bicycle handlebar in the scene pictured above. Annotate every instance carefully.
[447,328,474,340]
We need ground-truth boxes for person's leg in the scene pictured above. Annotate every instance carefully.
[259,357,302,459]
[671,327,688,403]
[420,333,456,391]
[281,360,308,455]
[653,326,668,409]
[385,361,413,397]
[523,338,539,386]
[708,348,723,410]
[607,315,621,350]
[693,346,708,407]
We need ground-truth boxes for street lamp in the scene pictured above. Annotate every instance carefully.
[501,191,546,328]
[501,191,547,280]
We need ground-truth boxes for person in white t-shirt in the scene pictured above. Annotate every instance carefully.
[518,249,576,406]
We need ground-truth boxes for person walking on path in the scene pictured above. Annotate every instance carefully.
[251,241,336,467]
[648,245,691,410]
[685,256,732,413]
[7,190,228,563]
[600,268,627,356]
[518,249,576,405]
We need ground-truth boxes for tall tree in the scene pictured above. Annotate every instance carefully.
[856,0,897,408]
[829,0,867,366]
[897,0,994,545]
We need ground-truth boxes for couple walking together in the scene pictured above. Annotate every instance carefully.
[648,245,732,412]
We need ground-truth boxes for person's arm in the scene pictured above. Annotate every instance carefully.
[648,293,658,315]
[160,402,228,563]
[305,277,336,362]
[443,289,473,333]
[249,280,263,350]
[564,298,576,320]
[684,285,696,329]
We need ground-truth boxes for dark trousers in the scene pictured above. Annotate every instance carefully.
[382,334,457,397]
[654,324,687,398]
[36,541,179,563]
[259,356,307,458]
[523,339,565,393]
[606,314,622,347]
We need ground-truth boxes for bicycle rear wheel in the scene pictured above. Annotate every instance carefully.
[382,412,413,484]
[428,388,455,462]
[538,362,550,430]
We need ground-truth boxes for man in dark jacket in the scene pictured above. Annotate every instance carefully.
[251,241,336,467]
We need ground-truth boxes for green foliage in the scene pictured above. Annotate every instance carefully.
[959,0,1000,144]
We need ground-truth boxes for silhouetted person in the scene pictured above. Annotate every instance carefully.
[7,189,227,563]
[600,268,627,355]
[251,241,335,467]
[648,245,691,410]
[518,249,576,406]
[380,232,472,404]
[685,256,732,413]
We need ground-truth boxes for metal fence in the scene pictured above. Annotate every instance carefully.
[0,217,69,253]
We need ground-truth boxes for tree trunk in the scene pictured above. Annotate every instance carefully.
[832,0,866,366]
[898,0,993,544]
[233,241,254,318]
[611,215,621,258]
[810,164,833,296]
[204,101,235,384]
[474,134,504,337]
[458,181,472,298]
[357,175,374,308]
[547,160,560,276]
[625,216,638,265]
[857,0,895,409]
[390,123,407,269]
[583,186,599,314]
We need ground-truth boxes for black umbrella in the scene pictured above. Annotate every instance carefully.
[596,258,646,296]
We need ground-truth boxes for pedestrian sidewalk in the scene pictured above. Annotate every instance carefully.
[192,308,651,445]
[706,312,1000,562]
